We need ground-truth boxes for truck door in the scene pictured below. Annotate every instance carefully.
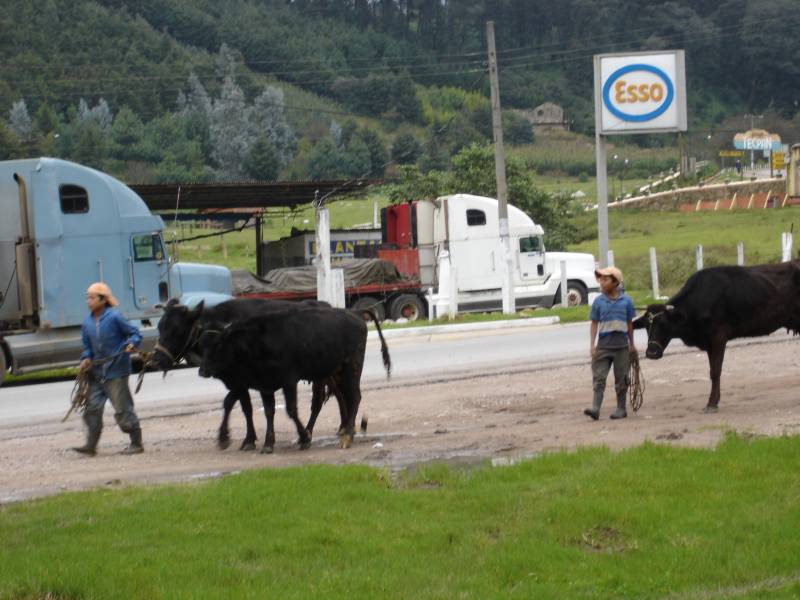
[130,232,169,309]
[517,235,546,282]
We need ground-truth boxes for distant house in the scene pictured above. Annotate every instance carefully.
[518,102,567,131]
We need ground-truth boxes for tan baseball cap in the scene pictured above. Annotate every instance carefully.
[86,282,119,307]
[594,266,624,285]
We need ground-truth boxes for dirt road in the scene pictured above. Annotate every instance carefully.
[1,336,798,503]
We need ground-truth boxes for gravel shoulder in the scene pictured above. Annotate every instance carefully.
[1,337,798,503]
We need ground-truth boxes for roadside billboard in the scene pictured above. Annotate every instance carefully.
[594,50,687,135]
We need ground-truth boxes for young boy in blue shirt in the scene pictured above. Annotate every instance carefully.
[584,266,636,420]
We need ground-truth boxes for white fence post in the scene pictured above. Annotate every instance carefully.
[560,260,569,308]
[737,242,744,266]
[650,247,660,299]
[696,244,703,271]
[782,232,794,262]
[607,250,615,268]
[448,266,458,319]
[330,268,345,308]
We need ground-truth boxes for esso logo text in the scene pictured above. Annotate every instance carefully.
[602,64,674,123]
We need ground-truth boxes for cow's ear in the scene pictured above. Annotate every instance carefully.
[632,314,648,330]
[166,298,180,307]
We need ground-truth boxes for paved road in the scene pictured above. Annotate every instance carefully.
[2,321,791,426]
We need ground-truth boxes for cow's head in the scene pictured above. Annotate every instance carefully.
[152,299,205,371]
[633,303,685,359]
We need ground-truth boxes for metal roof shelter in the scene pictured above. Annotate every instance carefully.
[129,179,377,211]
[128,179,380,278]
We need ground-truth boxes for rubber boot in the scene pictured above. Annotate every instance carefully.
[610,392,627,420]
[72,430,101,456]
[121,428,144,455]
[583,391,603,421]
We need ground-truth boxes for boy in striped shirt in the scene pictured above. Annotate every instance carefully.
[584,266,636,420]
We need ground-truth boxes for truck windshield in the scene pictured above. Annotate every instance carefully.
[132,233,165,262]
[519,236,541,253]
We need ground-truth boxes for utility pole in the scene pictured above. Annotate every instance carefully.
[486,20,515,314]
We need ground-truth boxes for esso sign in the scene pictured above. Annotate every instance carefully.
[595,51,686,134]
[604,64,673,121]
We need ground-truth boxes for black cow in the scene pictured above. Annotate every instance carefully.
[153,298,344,452]
[197,304,391,449]
[633,261,800,412]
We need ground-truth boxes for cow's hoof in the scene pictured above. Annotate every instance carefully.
[339,433,354,449]
[261,445,274,455]
[299,439,311,450]
[360,415,368,434]
[240,441,257,451]
[702,405,719,414]
[218,438,231,450]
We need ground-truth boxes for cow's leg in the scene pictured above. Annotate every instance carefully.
[338,369,361,449]
[238,390,258,451]
[305,381,325,442]
[704,338,727,413]
[218,389,241,450]
[258,390,276,454]
[282,384,311,449]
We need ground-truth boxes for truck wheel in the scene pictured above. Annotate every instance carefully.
[566,281,588,306]
[351,297,386,322]
[389,294,425,322]
[0,346,6,388]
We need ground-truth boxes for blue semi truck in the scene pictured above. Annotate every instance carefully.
[0,158,232,387]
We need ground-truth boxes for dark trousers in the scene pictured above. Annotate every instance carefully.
[591,347,630,407]
[83,376,140,435]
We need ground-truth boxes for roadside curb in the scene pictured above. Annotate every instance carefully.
[368,316,561,340]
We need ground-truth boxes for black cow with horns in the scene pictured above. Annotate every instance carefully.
[633,261,800,412]
[153,298,348,452]
[197,304,391,449]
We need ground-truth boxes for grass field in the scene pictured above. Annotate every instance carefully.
[2,433,799,599]
[570,206,800,296]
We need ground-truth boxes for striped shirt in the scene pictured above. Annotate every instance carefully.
[590,292,635,348]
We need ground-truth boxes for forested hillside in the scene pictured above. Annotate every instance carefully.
[1,0,798,184]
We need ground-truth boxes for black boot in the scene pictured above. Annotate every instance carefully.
[72,430,101,456]
[584,390,602,420]
[121,428,144,454]
[610,392,627,420]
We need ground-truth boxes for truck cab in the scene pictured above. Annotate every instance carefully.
[0,158,231,384]
[426,194,597,310]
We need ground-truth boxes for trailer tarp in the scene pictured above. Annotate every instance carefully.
[232,258,406,295]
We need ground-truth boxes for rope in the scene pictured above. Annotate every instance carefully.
[628,350,645,412]
[62,349,152,422]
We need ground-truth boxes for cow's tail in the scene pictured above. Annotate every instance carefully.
[365,310,391,378]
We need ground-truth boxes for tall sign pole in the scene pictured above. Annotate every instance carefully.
[593,56,610,267]
[486,20,515,314]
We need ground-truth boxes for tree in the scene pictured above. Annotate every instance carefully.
[0,121,23,160]
[209,75,253,179]
[252,86,297,166]
[8,100,32,143]
[308,137,342,180]
[391,132,422,165]
[244,136,281,180]
[110,106,146,161]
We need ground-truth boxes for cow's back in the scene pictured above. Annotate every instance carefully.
[672,262,800,339]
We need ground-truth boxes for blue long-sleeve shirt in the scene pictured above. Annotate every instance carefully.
[80,307,142,380]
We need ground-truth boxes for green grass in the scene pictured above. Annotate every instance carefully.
[569,207,800,296]
[2,433,800,599]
